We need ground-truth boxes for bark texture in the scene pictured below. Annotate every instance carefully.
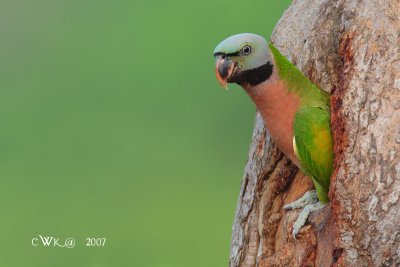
[230,0,400,266]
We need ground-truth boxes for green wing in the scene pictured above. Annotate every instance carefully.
[293,105,334,202]
[270,42,334,202]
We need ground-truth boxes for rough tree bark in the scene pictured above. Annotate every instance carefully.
[230,0,400,266]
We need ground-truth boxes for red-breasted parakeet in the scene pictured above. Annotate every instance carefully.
[213,33,333,238]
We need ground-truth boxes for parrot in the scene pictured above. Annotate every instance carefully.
[213,33,333,239]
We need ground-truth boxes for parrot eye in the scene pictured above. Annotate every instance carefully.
[242,45,252,55]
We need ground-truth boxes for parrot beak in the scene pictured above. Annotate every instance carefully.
[215,56,235,90]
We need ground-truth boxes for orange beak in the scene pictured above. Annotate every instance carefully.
[215,57,235,90]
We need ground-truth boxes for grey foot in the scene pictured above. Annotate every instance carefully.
[283,190,318,210]
[291,202,327,239]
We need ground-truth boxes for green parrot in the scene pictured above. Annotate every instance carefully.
[213,33,333,238]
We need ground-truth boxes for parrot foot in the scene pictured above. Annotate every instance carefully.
[290,202,327,239]
[283,190,318,210]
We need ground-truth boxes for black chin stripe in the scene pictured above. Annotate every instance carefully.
[230,62,273,86]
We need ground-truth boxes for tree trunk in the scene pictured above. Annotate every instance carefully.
[229,0,400,266]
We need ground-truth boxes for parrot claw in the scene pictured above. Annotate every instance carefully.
[283,190,318,210]
[290,202,327,239]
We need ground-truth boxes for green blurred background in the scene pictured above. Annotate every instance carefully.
[0,1,291,266]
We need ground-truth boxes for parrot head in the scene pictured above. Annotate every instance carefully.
[213,33,273,89]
